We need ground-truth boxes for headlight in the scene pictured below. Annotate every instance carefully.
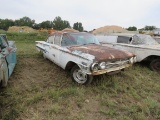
[99,62,106,70]
[91,63,99,71]
[129,57,134,64]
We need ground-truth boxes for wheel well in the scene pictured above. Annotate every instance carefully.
[144,55,160,61]
[65,61,77,71]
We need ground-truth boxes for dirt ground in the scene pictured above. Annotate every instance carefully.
[1,56,108,120]
[1,55,160,120]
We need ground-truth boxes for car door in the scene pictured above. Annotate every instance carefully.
[130,35,144,61]
[114,36,136,54]
[44,35,55,60]
[49,33,61,65]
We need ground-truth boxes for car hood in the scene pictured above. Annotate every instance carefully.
[68,44,135,61]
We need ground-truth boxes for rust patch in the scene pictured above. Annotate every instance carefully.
[68,44,135,62]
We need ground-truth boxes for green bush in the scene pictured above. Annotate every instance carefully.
[6,32,48,41]
[0,29,6,34]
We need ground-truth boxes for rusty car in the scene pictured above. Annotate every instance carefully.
[97,34,160,71]
[0,34,16,87]
[36,32,136,84]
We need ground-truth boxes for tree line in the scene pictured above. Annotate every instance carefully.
[0,16,84,32]
[0,16,157,32]
[126,26,157,31]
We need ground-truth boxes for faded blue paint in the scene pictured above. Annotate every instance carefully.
[6,52,16,77]
[0,34,16,87]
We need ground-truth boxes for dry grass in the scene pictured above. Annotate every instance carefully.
[0,33,160,120]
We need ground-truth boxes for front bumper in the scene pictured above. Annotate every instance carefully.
[91,63,132,75]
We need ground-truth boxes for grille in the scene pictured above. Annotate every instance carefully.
[105,59,130,69]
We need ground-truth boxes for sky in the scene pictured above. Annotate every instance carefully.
[0,0,160,31]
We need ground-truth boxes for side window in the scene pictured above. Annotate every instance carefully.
[2,35,8,45]
[47,35,55,44]
[61,34,77,46]
[0,36,8,49]
[132,36,140,45]
[54,34,61,46]
[117,36,130,44]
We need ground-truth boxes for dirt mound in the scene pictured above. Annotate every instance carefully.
[8,26,36,33]
[62,28,79,32]
[93,25,128,34]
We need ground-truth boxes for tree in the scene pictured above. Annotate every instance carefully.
[0,16,73,31]
[0,19,14,30]
[40,21,53,29]
[14,16,35,27]
[73,22,83,32]
[53,16,70,30]
[62,20,71,29]
[32,23,41,30]
[144,26,156,30]
[127,26,137,31]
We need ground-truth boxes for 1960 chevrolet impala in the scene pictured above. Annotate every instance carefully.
[36,32,136,84]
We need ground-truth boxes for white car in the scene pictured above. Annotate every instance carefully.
[97,34,160,71]
[36,31,136,84]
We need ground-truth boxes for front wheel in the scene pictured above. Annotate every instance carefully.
[150,59,160,72]
[71,65,93,85]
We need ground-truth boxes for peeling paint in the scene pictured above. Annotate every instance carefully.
[68,44,135,62]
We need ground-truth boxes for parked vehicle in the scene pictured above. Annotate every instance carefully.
[0,34,16,87]
[153,28,160,36]
[97,34,160,71]
[36,32,136,84]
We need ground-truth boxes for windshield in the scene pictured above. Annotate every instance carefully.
[132,34,158,45]
[61,32,100,46]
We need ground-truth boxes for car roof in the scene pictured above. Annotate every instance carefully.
[49,31,89,36]
[113,33,150,38]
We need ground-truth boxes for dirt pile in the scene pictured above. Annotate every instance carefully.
[93,25,128,34]
[8,26,36,33]
[62,28,79,32]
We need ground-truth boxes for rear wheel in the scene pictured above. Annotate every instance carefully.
[71,65,93,85]
[150,59,160,72]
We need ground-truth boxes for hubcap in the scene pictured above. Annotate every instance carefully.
[73,69,87,84]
